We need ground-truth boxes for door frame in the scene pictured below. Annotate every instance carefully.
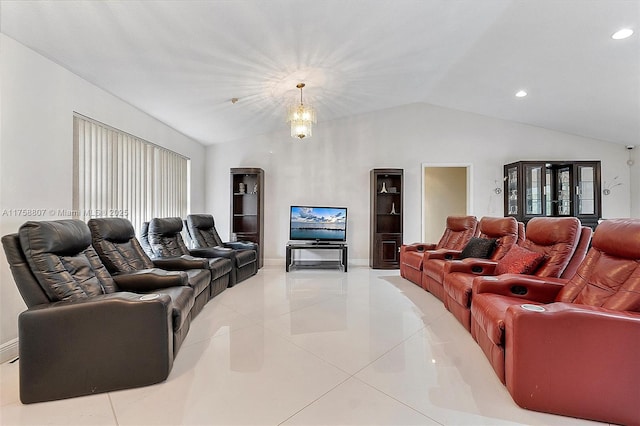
[421,163,473,242]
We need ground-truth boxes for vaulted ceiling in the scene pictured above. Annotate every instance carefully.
[1,0,638,146]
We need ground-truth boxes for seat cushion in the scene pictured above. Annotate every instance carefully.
[444,273,474,307]
[185,269,211,296]
[154,286,195,331]
[472,293,534,345]
[402,250,424,271]
[235,250,257,268]
[423,258,446,281]
[207,257,232,278]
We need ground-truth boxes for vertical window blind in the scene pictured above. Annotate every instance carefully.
[73,114,190,234]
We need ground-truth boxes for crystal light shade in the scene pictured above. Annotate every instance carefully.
[287,83,316,139]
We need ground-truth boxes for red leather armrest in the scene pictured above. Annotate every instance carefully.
[473,274,566,303]
[402,243,437,253]
[505,303,640,426]
[424,249,462,260]
[444,258,498,275]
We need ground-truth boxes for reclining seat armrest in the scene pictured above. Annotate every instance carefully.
[445,259,498,276]
[151,255,209,271]
[473,275,566,303]
[18,292,173,403]
[189,246,235,260]
[112,269,188,292]
[403,243,437,253]
[424,248,462,260]
[505,303,640,426]
[224,241,256,251]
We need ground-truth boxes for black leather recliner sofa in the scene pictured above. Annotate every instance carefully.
[88,217,212,318]
[1,220,197,403]
[185,214,258,286]
[142,217,232,298]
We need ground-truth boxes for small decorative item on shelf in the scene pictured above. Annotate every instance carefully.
[253,183,258,194]
[238,183,246,194]
[390,202,397,215]
[380,182,388,193]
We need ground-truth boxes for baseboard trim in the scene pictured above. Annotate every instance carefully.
[0,338,18,364]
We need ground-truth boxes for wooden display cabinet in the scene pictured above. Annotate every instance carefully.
[504,161,601,230]
[230,168,264,268]
[370,168,403,269]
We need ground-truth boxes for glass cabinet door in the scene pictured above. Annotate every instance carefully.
[577,165,595,215]
[557,167,572,215]
[506,165,518,215]
[525,164,543,215]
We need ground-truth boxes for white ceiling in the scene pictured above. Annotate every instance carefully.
[1,0,639,146]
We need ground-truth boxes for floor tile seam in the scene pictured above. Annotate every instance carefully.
[349,376,446,426]
[259,322,355,377]
[107,392,120,425]
[349,323,427,377]
[276,374,353,426]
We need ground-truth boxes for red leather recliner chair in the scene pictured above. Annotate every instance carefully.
[470,216,585,383]
[472,218,640,425]
[441,216,520,331]
[443,220,591,332]
[400,216,478,288]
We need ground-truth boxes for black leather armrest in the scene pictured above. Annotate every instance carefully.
[151,255,209,270]
[18,292,173,403]
[189,246,235,260]
[112,269,188,292]
[224,241,256,250]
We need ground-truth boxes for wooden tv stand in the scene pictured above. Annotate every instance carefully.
[285,242,348,272]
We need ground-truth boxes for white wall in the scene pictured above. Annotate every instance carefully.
[206,103,635,265]
[0,35,207,360]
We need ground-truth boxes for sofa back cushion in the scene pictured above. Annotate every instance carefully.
[437,216,478,250]
[19,220,116,302]
[88,218,154,273]
[148,217,189,257]
[520,217,581,278]
[186,214,223,248]
[557,219,640,312]
[477,216,519,261]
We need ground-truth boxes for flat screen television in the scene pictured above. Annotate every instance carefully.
[289,206,347,242]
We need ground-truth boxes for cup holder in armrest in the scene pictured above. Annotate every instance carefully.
[140,293,160,301]
[521,304,545,312]
[510,285,528,295]
[471,266,483,274]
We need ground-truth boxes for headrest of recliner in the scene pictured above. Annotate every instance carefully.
[525,217,580,246]
[187,214,214,230]
[19,220,91,256]
[447,216,477,232]
[88,218,135,243]
[479,216,518,237]
[149,217,183,236]
[593,218,640,259]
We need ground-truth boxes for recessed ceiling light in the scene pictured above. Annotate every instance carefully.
[612,28,633,40]
[515,90,527,98]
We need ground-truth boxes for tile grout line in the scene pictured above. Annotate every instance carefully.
[107,392,120,426]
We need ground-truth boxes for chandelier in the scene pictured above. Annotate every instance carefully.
[287,83,316,139]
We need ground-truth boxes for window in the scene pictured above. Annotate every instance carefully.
[73,114,190,234]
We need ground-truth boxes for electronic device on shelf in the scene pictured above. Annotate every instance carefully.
[289,206,347,243]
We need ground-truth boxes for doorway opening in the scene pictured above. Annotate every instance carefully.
[422,164,472,242]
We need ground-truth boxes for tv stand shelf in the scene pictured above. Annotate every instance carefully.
[286,242,348,272]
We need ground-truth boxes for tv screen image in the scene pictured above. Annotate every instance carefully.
[290,206,347,242]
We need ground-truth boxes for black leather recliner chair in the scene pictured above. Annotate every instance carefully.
[185,214,258,286]
[88,217,212,318]
[1,220,196,403]
[142,217,232,298]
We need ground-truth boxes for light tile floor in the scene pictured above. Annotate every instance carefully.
[0,266,606,425]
